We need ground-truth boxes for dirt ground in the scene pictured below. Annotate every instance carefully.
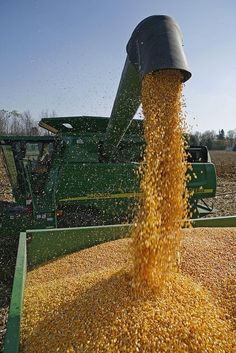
[210,151,236,217]
[210,150,236,178]
[210,177,236,217]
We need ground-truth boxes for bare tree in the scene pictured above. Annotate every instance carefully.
[227,129,236,147]
[9,111,23,134]
[0,109,40,135]
[0,110,10,134]
[22,111,34,135]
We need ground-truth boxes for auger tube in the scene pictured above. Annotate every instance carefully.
[103,15,191,161]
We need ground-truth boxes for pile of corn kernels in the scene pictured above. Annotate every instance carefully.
[21,229,236,352]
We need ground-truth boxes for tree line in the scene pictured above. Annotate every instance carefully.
[0,109,56,136]
[0,109,235,151]
[188,129,236,151]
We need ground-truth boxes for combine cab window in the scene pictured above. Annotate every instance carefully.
[187,146,208,163]
[25,143,41,160]
[38,142,54,163]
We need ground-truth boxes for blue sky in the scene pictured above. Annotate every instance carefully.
[1,0,236,132]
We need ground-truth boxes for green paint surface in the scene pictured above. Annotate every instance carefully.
[27,224,131,267]
[3,233,27,353]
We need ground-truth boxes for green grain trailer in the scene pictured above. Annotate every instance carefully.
[3,216,236,353]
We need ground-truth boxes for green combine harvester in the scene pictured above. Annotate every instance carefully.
[2,15,236,353]
[0,116,216,235]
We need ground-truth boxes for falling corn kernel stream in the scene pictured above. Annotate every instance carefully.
[132,70,190,294]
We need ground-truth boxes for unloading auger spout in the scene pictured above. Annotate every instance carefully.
[103,15,191,160]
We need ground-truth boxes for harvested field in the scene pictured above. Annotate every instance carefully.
[209,151,236,217]
[210,177,236,217]
[210,150,236,179]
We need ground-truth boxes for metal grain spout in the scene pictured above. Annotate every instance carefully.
[103,15,191,161]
